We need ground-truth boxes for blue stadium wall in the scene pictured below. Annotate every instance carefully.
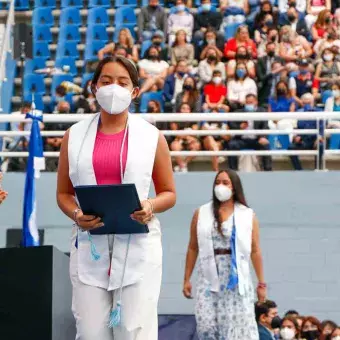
[1,171,340,323]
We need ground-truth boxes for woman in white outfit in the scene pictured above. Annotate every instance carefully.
[183,169,266,339]
[57,56,176,340]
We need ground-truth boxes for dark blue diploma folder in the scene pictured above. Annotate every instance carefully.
[74,184,149,235]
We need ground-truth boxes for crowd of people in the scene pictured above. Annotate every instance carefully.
[7,0,340,172]
[255,300,340,340]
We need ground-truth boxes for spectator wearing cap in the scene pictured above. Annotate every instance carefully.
[138,46,169,97]
[224,25,257,60]
[288,93,324,170]
[198,47,226,88]
[278,0,306,14]
[97,28,139,63]
[174,76,202,112]
[255,300,280,340]
[227,94,272,171]
[170,30,195,67]
[227,45,256,79]
[196,28,224,60]
[168,0,194,45]
[227,61,257,110]
[163,59,189,112]
[202,70,227,112]
[138,0,167,42]
[289,59,315,107]
[279,6,311,40]
[193,0,223,43]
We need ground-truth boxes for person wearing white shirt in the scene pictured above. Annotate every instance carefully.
[278,0,306,14]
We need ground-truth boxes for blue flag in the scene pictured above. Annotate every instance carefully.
[22,103,45,247]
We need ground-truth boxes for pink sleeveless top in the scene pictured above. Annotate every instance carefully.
[92,129,128,185]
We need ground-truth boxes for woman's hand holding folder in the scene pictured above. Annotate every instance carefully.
[75,209,104,231]
[130,200,154,225]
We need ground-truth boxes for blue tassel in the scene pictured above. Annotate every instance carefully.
[88,233,101,261]
[108,301,121,328]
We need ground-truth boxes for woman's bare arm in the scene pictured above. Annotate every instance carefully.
[251,214,265,283]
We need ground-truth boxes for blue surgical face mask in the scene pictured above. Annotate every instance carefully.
[300,69,309,75]
[177,4,186,11]
[87,86,92,93]
[236,69,246,78]
[289,71,299,78]
[244,104,255,112]
[201,3,211,11]
[304,104,312,111]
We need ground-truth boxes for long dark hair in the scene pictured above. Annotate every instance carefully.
[212,169,248,236]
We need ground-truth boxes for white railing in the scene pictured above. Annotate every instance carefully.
[0,0,15,112]
[1,112,340,170]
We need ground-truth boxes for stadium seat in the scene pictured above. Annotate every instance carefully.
[23,74,46,96]
[115,0,138,7]
[55,57,78,76]
[140,92,164,113]
[51,74,74,96]
[141,0,163,5]
[59,25,81,42]
[33,42,51,59]
[81,73,94,88]
[84,40,106,62]
[114,7,137,28]
[113,26,137,42]
[329,134,340,150]
[195,0,218,6]
[15,0,30,11]
[32,8,54,26]
[61,0,83,8]
[224,23,242,40]
[56,41,79,59]
[268,134,290,150]
[34,0,56,7]
[59,8,82,26]
[86,25,109,42]
[322,90,333,104]
[33,25,52,43]
[24,93,45,111]
[87,7,109,26]
[88,0,110,8]
[24,58,47,76]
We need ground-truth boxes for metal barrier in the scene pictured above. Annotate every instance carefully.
[1,112,340,170]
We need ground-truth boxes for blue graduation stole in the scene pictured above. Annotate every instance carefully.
[227,215,238,290]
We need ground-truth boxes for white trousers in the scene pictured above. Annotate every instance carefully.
[70,241,160,340]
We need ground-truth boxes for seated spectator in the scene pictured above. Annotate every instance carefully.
[228,94,272,171]
[170,30,195,67]
[224,25,257,60]
[268,80,295,112]
[170,102,201,172]
[227,61,257,110]
[146,100,169,131]
[255,300,279,340]
[289,59,314,107]
[330,327,340,339]
[137,0,167,42]
[311,9,333,41]
[314,48,340,93]
[305,0,332,30]
[254,13,277,57]
[325,83,340,118]
[279,6,310,40]
[175,76,202,112]
[202,70,227,112]
[279,26,313,63]
[76,79,99,114]
[288,93,323,170]
[168,0,194,45]
[321,320,338,339]
[219,0,249,28]
[300,316,322,340]
[278,0,306,14]
[193,0,223,43]
[279,316,300,340]
[198,29,224,61]
[254,1,279,31]
[163,59,189,112]
[227,45,256,79]
[97,28,139,63]
[314,28,340,58]
[198,47,226,88]
[138,46,169,96]
[149,31,168,61]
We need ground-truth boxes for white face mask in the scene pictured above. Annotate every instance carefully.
[332,337,340,340]
[212,76,222,85]
[214,184,232,202]
[280,327,295,340]
[333,90,340,98]
[95,84,133,115]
